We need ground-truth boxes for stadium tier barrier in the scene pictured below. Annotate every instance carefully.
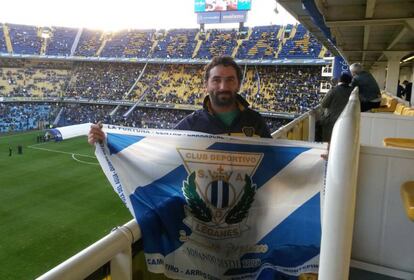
[36,91,363,280]
[271,105,318,141]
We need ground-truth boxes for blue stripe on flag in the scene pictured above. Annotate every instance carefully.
[225,193,321,276]
[211,182,218,207]
[107,133,145,155]
[222,182,229,208]
[207,143,309,189]
[129,165,190,255]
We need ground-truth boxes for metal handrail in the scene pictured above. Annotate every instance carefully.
[272,105,320,141]
[36,219,140,280]
[318,88,361,280]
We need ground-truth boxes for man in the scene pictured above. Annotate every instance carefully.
[349,62,381,112]
[319,73,353,142]
[88,56,271,145]
[175,56,271,138]
[402,80,412,103]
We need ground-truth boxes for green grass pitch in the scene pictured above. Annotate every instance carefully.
[0,131,132,279]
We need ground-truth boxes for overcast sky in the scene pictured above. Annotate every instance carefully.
[0,0,297,30]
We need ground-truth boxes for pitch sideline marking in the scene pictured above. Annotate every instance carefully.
[28,143,98,164]
[71,154,99,165]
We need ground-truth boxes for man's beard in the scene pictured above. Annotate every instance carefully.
[210,91,236,107]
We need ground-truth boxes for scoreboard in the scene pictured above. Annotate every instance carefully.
[195,0,252,13]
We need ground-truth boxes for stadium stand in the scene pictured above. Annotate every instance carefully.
[8,24,42,55]
[0,23,330,60]
[240,65,323,113]
[45,26,78,56]
[152,29,198,59]
[101,29,155,58]
[236,25,281,59]
[74,29,105,57]
[0,24,8,53]
[65,62,141,100]
[0,60,71,97]
[196,29,238,59]
[279,24,322,59]
[0,102,57,133]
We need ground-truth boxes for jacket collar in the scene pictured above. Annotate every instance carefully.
[202,94,250,113]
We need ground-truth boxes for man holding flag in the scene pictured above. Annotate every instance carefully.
[88,56,324,280]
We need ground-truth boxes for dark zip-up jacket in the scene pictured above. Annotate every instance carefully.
[174,95,272,138]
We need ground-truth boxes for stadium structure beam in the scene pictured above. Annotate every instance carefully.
[362,0,376,64]
[326,18,412,27]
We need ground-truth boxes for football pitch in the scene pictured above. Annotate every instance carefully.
[0,131,132,279]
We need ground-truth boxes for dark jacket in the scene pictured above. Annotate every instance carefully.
[350,71,380,102]
[174,94,272,138]
[320,83,353,141]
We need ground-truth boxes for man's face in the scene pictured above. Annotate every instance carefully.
[206,65,240,108]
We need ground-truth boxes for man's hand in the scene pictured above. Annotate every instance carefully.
[88,122,105,145]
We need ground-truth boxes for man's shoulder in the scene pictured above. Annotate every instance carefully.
[174,109,208,130]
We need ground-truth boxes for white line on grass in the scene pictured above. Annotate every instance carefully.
[72,154,99,165]
[28,144,97,159]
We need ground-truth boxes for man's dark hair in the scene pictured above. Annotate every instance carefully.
[340,73,352,84]
[204,56,243,84]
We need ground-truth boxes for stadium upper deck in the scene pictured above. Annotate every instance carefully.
[0,23,329,61]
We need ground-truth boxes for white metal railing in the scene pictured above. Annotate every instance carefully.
[319,88,361,280]
[36,219,141,280]
[272,105,320,141]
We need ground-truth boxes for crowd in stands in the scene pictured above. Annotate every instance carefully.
[65,62,141,100]
[240,65,324,113]
[0,61,70,97]
[74,29,104,57]
[152,29,198,59]
[101,29,155,58]
[279,25,322,59]
[0,24,7,53]
[0,102,291,134]
[196,29,238,59]
[0,102,57,133]
[45,27,78,56]
[1,59,326,114]
[0,23,327,60]
[236,26,280,59]
[7,24,42,55]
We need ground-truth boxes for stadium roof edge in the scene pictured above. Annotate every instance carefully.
[278,0,414,69]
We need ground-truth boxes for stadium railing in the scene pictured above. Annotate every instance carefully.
[36,219,141,280]
[271,105,319,141]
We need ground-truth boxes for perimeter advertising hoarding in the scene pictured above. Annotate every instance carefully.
[197,10,247,24]
[195,0,252,13]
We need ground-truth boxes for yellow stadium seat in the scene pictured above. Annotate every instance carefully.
[402,108,414,116]
[299,273,318,280]
[383,138,414,149]
[393,103,405,115]
[371,97,397,113]
[401,181,414,222]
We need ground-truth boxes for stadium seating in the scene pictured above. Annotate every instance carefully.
[8,24,42,55]
[0,23,330,60]
[152,29,198,59]
[279,24,322,59]
[0,60,70,97]
[46,26,78,56]
[0,102,57,133]
[236,25,280,59]
[196,29,238,59]
[0,24,8,53]
[65,62,141,100]
[75,29,105,57]
[101,29,155,58]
